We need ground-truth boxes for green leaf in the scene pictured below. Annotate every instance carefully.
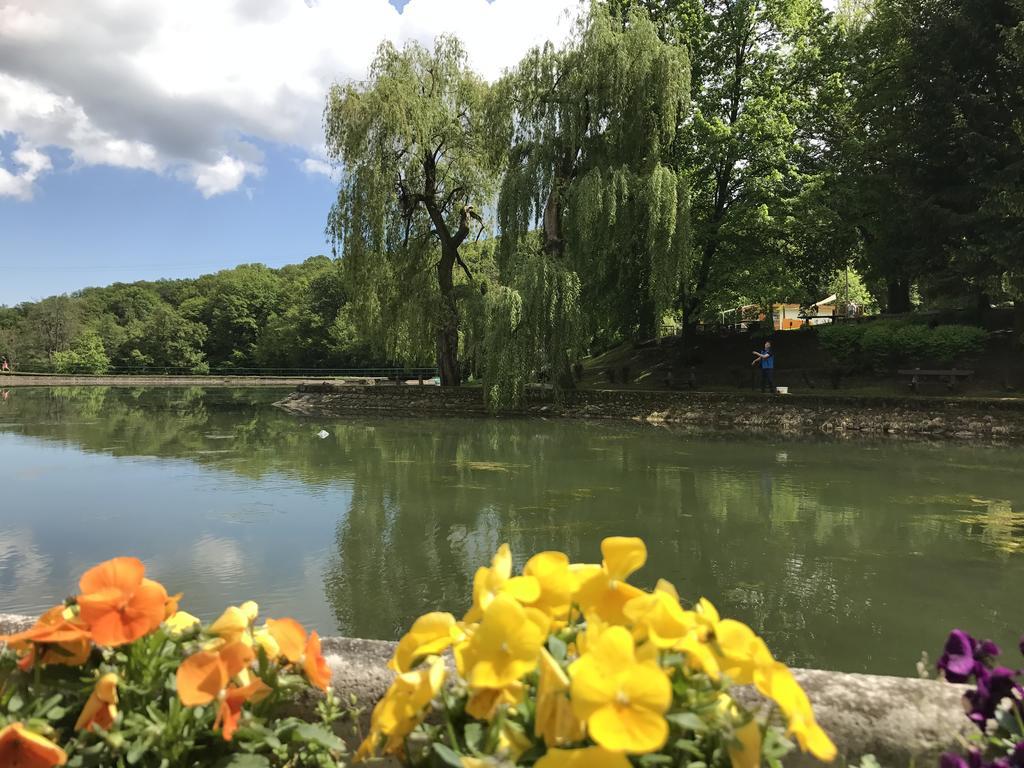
[288,722,345,752]
[667,712,708,732]
[463,722,484,752]
[213,756,273,768]
[127,736,156,765]
[547,635,568,661]
[638,755,674,766]
[432,743,465,768]
[673,739,706,758]
[7,693,23,713]
[45,706,66,720]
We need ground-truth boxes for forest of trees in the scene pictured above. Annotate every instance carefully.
[2,0,1021,396]
[0,257,377,373]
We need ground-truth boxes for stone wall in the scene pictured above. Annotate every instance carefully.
[0,614,970,767]
[279,385,1024,441]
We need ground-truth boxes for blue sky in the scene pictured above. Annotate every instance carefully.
[0,0,575,306]
[0,135,338,304]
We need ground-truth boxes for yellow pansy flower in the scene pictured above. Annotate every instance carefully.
[209,602,258,645]
[497,720,532,762]
[623,579,696,648]
[462,593,544,690]
[464,544,541,622]
[390,612,461,673]
[253,626,280,659]
[355,655,446,761]
[568,625,671,753]
[728,717,763,768]
[712,619,775,686]
[574,537,647,625]
[523,551,576,624]
[535,648,584,747]
[535,746,632,768]
[762,665,836,762]
[466,681,525,720]
[165,610,201,636]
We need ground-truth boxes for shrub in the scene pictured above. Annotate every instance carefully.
[818,322,988,369]
[52,331,110,375]
[927,325,988,365]
[357,536,837,768]
[0,557,346,767]
[816,323,863,365]
[859,321,900,368]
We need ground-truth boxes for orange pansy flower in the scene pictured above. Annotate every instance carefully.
[0,605,91,671]
[75,673,119,732]
[266,618,332,691]
[164,592,183,620]
[304,631,332,691]
[214,678,271,741]
[177,641,255,706]
[0,722,67,767]
[75,557,168,647]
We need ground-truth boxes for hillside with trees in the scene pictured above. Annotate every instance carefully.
[0,257,378,374]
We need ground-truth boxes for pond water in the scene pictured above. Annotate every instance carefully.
[0,386,1022,676]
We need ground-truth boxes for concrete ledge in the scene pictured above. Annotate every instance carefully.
[0,614,969,765]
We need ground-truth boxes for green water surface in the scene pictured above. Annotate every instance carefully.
[0,386,1021,675]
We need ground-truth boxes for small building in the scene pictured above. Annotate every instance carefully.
[723,295,840,331]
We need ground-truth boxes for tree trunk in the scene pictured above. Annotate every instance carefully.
[886,279,912,314]
[1014,299,1024,350]
[436,251,461,387]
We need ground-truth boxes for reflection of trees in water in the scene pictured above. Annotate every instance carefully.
[4,388,1024,673]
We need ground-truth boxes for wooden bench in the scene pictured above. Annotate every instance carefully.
[897,368,974,392]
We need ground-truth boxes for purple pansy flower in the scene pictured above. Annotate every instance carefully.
[939,630,999,683]
[942,753,972,768]
[965,667,1022,727]
[1012,742,1024,767]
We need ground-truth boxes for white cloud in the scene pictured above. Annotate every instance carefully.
[0,140,52,199]
[301,157,333,177]
[190,154,262,198]
[0,0,580,200]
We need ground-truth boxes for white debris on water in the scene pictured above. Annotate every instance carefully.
[316,429,330,439]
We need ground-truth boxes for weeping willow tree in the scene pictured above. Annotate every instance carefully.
[324,37,493,386]
[482,5,690,407]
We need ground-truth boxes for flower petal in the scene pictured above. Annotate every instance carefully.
[600,537,646,581]
[587,702,668,753]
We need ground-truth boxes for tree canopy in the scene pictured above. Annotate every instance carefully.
[324,36,494,386]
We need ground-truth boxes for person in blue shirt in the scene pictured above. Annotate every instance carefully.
[752,341,775,393]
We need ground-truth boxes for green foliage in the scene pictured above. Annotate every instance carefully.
[611,0,856,325]
[846,0,1024,309]
[818,322,988,368]
[491,5,690,342]
[1,258,378,373]
[480,253,585,410]
[52,330,110,374]
[324,36,494,385]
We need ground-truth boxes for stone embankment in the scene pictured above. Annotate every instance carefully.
[0,613,972,767]
[278,384,1024,441]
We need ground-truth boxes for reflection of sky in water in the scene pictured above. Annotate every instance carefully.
[0,433,348,634]
[0,387,1023,676]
